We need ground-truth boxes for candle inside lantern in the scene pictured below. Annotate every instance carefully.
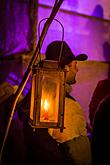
[29,60,65,130]
[43,99,49,120]
[41,98,50,120]
[40,76,59,122]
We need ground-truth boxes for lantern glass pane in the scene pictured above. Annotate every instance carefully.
[30,76,35,120]
[40,74,60,122]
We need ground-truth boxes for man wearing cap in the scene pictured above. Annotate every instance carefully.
[17,40,91,165]
[46,40,92,165]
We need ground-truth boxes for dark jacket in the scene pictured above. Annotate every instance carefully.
[89,78,110,126]
[91,94,110,165]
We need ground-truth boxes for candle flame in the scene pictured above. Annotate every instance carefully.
[44,99,49,111]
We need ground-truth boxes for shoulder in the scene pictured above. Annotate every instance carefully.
[97,94,110,113]
[65,96,84,116]
[97,78,110,87]
[65,92,76,101]
[95,94,110,123]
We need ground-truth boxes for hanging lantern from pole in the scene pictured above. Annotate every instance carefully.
[29,60,66,132]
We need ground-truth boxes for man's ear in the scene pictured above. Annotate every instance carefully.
[65,65,69,72]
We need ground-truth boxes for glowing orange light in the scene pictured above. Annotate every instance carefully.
[43,99,49,120]
[41,98,50,120]
[44,99,49,111]
[29,60,65,131]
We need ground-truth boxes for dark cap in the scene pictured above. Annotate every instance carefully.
[45,40,88,68]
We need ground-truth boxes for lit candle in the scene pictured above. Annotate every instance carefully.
[43,99,49,120]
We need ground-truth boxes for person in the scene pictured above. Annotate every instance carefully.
[91,94,110,165]
[89,41,110,130]
[89,77,110,129]
[17,40,77,165]
[45,40,92,165]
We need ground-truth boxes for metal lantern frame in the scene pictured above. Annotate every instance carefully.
[29,60,66,132]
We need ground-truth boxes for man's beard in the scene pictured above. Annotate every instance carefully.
[66,77,76,85]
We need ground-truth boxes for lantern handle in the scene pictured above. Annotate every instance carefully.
[38,17,64,63]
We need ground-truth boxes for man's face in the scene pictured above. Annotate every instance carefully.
[65,61,78,85]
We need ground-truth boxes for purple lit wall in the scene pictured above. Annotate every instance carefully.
[0,1,110,59]
[39,0,110,20]
[38,1,110,61]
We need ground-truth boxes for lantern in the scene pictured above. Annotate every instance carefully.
[29,60,66,132]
